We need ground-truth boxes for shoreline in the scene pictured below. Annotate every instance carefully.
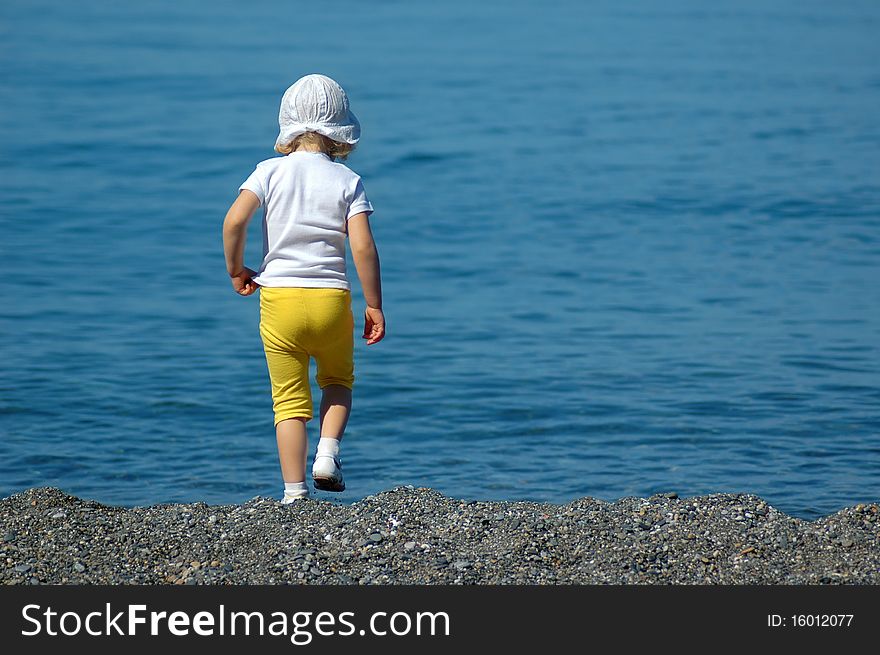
[2,486,878,585]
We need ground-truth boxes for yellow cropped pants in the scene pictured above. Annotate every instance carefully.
[259,287,355,425]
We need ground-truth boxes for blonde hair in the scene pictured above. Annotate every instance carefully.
[275,131,354,160]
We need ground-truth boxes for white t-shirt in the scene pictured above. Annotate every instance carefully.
[238,151,374,290]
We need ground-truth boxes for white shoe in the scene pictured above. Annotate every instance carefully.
[281,489,309,504]
[312,454,345,492]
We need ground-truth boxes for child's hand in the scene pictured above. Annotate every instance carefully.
[230,267,259,296]
[363,306,385,345]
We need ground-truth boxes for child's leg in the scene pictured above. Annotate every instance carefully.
[319,384,352,438]
[309,288,355,492]
[276,417,308,482]
[260,287,315,499]
[312,384,351,492]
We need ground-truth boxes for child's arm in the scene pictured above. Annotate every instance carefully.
[222,190,261,296]
[348,212,385,345]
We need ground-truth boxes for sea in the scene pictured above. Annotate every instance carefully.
[1,0,878,519]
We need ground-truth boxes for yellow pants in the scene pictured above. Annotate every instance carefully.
[259,287,355,425]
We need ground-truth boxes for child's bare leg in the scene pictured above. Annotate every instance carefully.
[313,385,350,492]
[276,417,308,482]
[319,384,352,438]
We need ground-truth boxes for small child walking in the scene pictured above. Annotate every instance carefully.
[222,74,385,503]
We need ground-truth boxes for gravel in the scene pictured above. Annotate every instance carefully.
[1,486,878,585]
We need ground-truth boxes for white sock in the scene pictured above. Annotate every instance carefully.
[284,481,308,495]
[316,437,340,458]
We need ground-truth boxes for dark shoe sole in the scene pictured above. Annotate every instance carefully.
[313,477,345,492]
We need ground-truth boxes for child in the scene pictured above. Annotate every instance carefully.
[222,73,385,503]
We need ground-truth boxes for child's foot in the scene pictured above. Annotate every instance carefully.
[281,481,309,503]
[312,455,345,492]
[281,489,309,503]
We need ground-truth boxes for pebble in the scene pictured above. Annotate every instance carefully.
[1,486,878,585]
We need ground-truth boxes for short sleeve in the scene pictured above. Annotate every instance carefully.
[347,177,374,220]
[239,165,267,207]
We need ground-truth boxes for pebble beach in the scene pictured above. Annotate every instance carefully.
[1,486,878,585]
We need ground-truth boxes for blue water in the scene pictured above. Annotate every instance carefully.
[1,0,878,520]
